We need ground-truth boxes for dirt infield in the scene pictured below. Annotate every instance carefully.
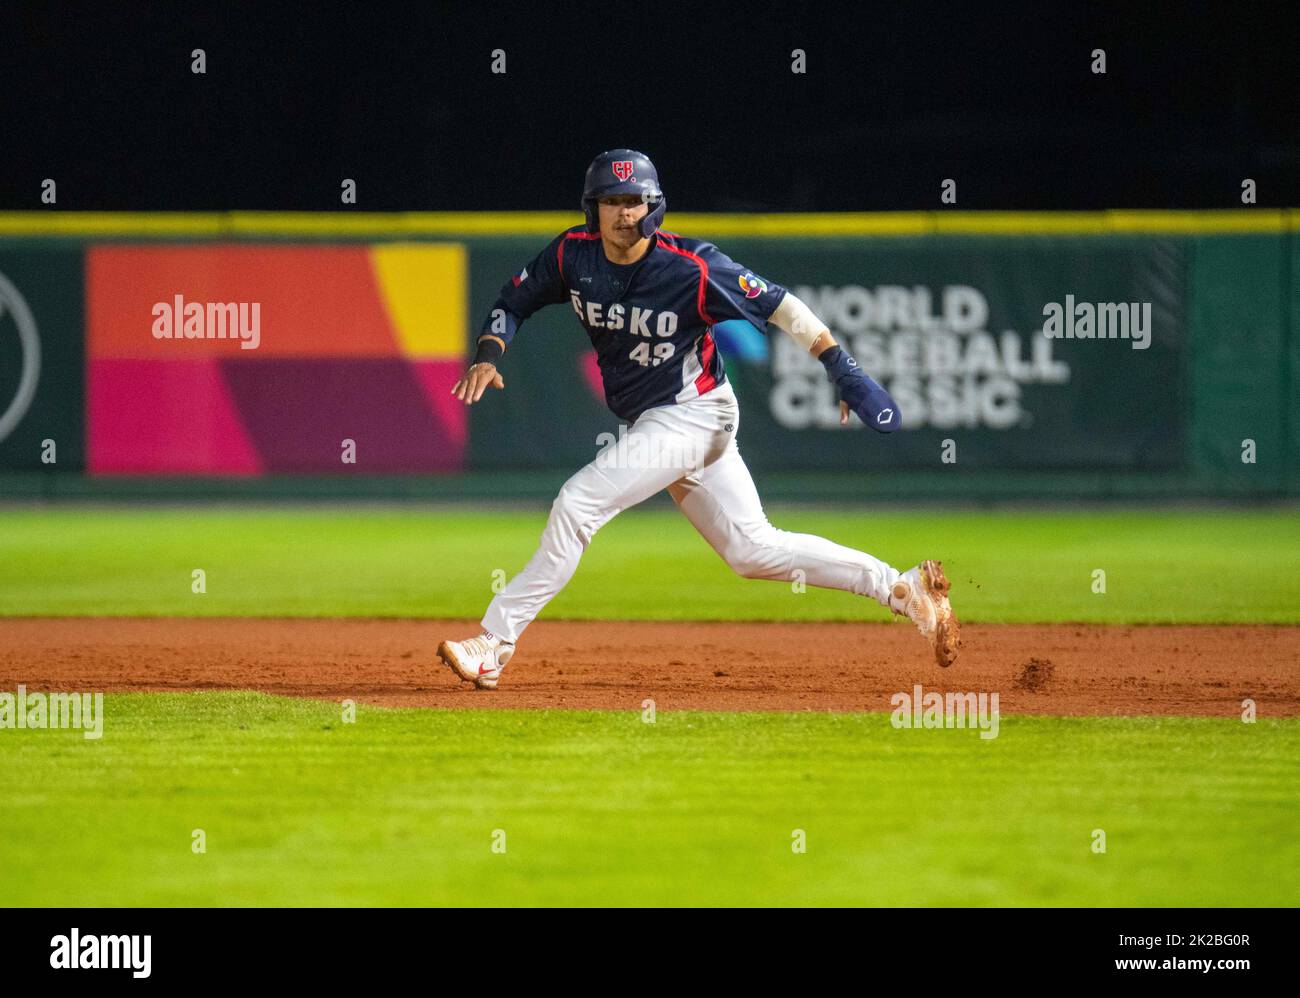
[1,618,1297,717]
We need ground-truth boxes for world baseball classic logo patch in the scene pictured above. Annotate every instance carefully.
[611,160,635,181]
[738,273,768,299]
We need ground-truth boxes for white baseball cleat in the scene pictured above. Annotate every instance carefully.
[889,559,961,668]
[437,632,515,689]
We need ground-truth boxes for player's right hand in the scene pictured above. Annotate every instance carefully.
[451,363,505,405]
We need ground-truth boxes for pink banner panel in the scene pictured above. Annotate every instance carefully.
[89,359,263,475]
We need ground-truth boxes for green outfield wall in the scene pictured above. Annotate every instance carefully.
[0,211,1295,501]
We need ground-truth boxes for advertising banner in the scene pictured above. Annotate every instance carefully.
[469,237,1188,473]
[0,249,85,472]
[86,243,469,474]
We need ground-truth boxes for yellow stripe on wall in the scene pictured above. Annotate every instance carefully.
[0,212,227,236]
[232,212,581,237]
[0,209,1292,238]
[369,244,467,358]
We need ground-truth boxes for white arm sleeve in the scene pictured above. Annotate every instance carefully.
[768,291,829,352]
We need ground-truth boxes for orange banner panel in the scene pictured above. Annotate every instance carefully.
[88,245,400,358]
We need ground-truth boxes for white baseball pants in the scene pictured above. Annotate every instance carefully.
[480,381,901,644]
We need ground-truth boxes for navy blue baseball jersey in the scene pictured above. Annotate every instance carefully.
[479,226,787,422]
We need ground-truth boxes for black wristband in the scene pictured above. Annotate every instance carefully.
[817,344,857,384]
[816,344,846,372]
[472,336,504,366]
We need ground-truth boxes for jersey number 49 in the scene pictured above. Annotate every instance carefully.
[629,341,675,367]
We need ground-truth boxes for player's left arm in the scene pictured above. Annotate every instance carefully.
[768,293,901,432]
[697,243,900,433]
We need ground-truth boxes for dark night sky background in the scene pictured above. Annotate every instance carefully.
[3,1,1298,211]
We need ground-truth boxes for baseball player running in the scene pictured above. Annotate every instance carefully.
[438,149,959,689]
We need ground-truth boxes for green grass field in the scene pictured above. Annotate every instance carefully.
[2,693,1295,906]
[1,506,1296,906]
[0,506,1296,622]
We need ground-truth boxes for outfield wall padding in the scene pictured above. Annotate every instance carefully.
[0,212,1295,500]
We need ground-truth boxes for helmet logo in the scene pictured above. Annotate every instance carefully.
[611,160,635,182]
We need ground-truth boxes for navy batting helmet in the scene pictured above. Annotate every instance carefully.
[581,149,666,238]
